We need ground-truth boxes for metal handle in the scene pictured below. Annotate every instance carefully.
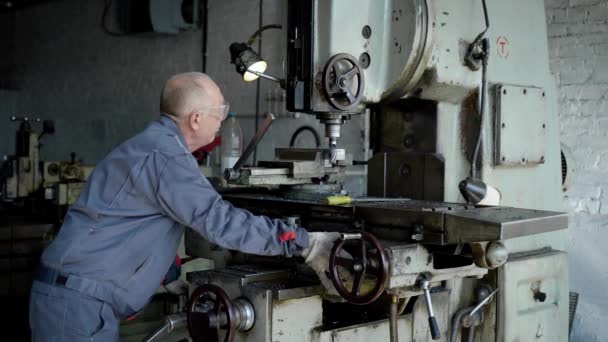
[340,233,362,240]
[422,279,441,340]
[469,288,498,318]
[143,313,186,342]
[225,113,276,181]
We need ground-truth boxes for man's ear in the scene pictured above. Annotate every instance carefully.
[188,111,201,130]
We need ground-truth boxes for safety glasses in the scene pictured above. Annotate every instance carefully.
[202,102,230,121]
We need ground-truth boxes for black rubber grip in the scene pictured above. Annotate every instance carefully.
[429,316,440,340]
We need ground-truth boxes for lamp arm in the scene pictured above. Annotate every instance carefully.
[247,24,283,46]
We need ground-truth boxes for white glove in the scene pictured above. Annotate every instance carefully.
[163,278,189,295]
[302,232,349,296]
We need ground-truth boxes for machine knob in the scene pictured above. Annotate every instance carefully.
[420,278,441,340]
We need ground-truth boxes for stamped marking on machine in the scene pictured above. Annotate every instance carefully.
[496,35,510,59]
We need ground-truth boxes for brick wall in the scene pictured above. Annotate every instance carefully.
[545,0,608,340]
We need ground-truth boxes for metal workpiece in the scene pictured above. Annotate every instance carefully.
[230,148,349,187]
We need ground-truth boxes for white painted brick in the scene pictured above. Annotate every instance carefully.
[598,118,608,133]
[578,33,608,46]
[590,56,608,83]
[547,23,568,37]
[570,0,603,7]
[560,84,608,101]
[587,3,608,22]
[545,0,569,9]
[549,8,568,23]
[595,43,608,56]
[566,23,608,36]
[566,7,589,23]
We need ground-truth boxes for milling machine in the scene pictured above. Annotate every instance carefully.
[154,1,571,341]
[0,116,94,215]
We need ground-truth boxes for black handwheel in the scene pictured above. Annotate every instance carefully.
[187,284,236,342]
[328,232,389,305]
[322,53,366,111]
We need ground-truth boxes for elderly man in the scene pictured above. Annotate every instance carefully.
[29,72,337,341]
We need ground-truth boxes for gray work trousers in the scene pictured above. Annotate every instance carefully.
[29,281,120,342]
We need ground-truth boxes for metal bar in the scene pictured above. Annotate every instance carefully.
[468,288,498,318]
[390,294,399,342]
[226,113,275,180]
[249,70,282,83]
[340,233,362,240]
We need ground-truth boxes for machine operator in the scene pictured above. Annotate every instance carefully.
[29,72,337,341]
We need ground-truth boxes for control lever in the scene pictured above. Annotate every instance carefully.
[224,113,276,181]
[420,277,441,340]
[468,288,498,318]
[143,313,186,342]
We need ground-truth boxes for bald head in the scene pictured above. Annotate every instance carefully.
[160,72,222,119]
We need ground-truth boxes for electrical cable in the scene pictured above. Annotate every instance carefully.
[469,0,490,179]
[289,126,321,148]
[253,0,263,164]
[470,43,489,179]
[101,0,126,37]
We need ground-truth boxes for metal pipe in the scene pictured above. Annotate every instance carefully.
[467,325,476,342]
[390,294,399,342]
[449,307,474,342]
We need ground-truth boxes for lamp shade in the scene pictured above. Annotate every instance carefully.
[229,43,268,82]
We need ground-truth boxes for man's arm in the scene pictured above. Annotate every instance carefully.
[156,154,309,257]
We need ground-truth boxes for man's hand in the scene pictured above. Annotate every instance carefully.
[302,232,348,296]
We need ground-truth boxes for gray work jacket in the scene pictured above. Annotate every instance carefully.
[40,115,309,318]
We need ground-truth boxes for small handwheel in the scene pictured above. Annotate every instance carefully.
[187,284,237,342]
[329,232,389,305]
[322,53,366,111]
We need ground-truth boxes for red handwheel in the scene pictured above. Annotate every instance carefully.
[187,284,237,342]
